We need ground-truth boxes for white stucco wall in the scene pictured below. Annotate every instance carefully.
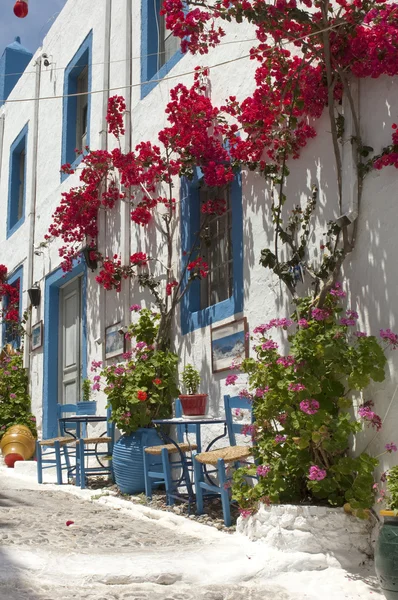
[0,0,396,480]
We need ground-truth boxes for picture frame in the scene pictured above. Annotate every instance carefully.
[211,317,249,373]
[31,321,43,351]
[105,322,125,359]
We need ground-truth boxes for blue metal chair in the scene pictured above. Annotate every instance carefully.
[36,403,78,485]
[193,395,253,526]
[75,407,115,489]
[143,399,199,505]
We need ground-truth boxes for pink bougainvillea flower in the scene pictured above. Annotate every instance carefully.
[225,374,238,386]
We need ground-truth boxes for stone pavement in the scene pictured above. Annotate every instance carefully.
[0,466,383,600]
[0,472,292,600]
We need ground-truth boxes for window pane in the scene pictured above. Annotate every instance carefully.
[199,185,232,309]
[76,67,88,153]
[18,149,25,221]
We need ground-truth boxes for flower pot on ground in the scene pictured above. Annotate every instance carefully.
[375,466,398,600]
[179,364,207,416]
[0,424,36,467]
[76,378,97,415]
[92,308,179,494]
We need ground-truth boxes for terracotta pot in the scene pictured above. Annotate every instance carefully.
[0,425,36,468]
[375,510,398,599]
[178,394,208,416]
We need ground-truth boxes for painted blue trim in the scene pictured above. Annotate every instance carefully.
[42,260,87,439]
[140,0,184,99]
[2,265,23,347]
[61,31,92,181]
[0,38,33,107]
[180,170,243,334]
[7,123,28,238]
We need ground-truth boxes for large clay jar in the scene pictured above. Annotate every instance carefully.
[112,428,163,494]
[375,511,398,599]
[0,425,36,468]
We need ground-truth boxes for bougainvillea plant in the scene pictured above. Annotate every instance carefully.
[228,283,397,517]
[45,0,398,337]
[0,350,37,440]
[47,75,238,347]
[91,308,179,434]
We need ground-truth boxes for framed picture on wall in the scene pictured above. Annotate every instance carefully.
[211,317,249,373]
[105,322,125,359]
[31,321,43,351]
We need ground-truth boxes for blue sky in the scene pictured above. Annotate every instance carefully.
[0,1,67,54]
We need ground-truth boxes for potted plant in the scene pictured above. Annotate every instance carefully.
[179,364,207,416]
[76,378,97,415]
[93,308,179,494]
[375,466,398,600]
[0,349,37,467]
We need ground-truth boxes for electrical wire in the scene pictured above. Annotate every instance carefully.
[0,37,258,79]
[0,20,347,105]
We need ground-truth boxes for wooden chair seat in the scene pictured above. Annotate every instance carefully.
[39,436,75,447]
[76,436,112,444]
[195,445,251,466]
[145,442,198,455]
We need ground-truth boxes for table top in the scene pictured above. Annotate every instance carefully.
[58,415,107,423]
[152,417,226,425]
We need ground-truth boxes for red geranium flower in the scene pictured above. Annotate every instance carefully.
[137,390,147,401]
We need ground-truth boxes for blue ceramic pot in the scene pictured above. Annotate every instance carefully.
[112,428,163,494]
[76,401,97,415]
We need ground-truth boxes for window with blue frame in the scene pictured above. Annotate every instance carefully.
[141,0,183,98]
[7,123,28,237]
[181,171,243,334]
[61,31,92,178]
[2,266,23,348]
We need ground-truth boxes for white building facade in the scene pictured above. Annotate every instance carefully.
[0,0,397,478]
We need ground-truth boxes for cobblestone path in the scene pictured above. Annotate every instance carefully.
[0,481,291,600]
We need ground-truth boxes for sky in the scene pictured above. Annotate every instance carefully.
[0,0,67,55]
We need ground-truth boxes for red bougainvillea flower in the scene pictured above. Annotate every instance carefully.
[166,280,178,296]
[130,252,148,266]
[137,390,147,401]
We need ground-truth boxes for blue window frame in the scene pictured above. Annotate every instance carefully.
[61,31,92,180]
[180,170,243,334]
[7,123,28,237]
[2,265,23,348]
[141,0,183,99]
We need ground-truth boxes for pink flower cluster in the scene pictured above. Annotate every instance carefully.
[275,435,287,444]
[358,401,382,431]
[225,374,238,386]
[308,466,327,481]
[311,307,331,321]
[300,399,320,415]
[385,442,397,453]
[380,329,398,349]
[255,386,269,397]
[297,318,309,328]
[261,340,278,351]
[288,382,306,392]
[276,355,295,368]
[330,282,346,298]
[256,465,271,477]
[253,318,293,334]
[340,310,359,327]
